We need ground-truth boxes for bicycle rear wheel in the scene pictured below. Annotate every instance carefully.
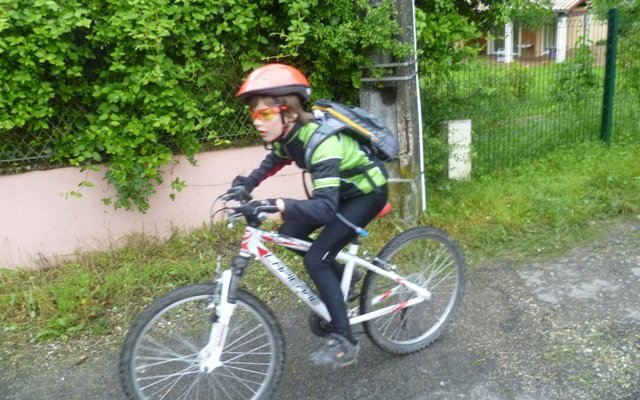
[119,284,284,400]
[361,227,464,354]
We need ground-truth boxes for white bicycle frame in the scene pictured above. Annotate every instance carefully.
[199,224,432,372]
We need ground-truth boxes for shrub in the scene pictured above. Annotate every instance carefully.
[0,0,404,211]
[550,40,598,105]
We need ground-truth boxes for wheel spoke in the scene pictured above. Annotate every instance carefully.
[143,363,199,399]
[120,284,284,400]
[362,228,464,354]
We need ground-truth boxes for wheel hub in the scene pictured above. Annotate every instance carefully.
[398,273,427,300]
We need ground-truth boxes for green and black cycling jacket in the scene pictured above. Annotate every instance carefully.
[245,121,388,225]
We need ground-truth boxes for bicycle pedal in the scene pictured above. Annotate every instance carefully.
[308,312,332,337]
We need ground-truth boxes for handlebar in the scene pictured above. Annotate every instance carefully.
[216,186,368,236]
[217,187,279,228]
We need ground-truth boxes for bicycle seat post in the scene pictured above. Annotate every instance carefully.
[340,241,360,299]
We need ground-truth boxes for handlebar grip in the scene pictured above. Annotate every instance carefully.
[257,206,280,221]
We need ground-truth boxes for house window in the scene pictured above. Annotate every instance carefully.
[489,24,523,57]
[491,33,504,55]
[542,22,557,53]
[512,22,522,55]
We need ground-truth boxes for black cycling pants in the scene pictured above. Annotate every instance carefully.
[279,185,388,343]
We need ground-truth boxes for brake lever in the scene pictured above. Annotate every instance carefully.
[227,212,237,228]
[222,186,252,204]
[225,208,244,228]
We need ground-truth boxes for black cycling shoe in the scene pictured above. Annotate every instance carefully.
[310,333,360,368]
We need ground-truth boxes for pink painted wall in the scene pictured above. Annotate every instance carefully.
[0,146,307,269]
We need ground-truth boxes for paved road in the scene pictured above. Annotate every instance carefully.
[2,218,639,399]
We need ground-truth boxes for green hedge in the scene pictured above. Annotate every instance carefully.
[0,0,404,211]
[3,0,567,210]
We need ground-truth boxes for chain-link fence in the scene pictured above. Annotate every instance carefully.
[188,81,254,144]
[1,127,56,166]
[0,78,254,172]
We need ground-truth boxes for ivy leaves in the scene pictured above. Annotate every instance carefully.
[1,0,404,211]
[0,0,91,131]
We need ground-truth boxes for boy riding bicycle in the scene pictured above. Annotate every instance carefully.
[230,63,389,368]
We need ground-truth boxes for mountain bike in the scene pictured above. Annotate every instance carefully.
[119,187,465,400]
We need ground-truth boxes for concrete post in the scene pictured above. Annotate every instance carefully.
[359,0,425,224]
[444,120,472,180]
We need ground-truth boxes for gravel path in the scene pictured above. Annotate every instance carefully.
[1,218,639,399]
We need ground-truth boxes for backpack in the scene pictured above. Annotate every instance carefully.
[304,99,399,170]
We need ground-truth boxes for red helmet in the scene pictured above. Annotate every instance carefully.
[236,64,311,103]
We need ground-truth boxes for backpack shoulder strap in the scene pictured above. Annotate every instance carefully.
[304,117,346,170]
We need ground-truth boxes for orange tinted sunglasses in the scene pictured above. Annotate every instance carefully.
[250,105,288,122]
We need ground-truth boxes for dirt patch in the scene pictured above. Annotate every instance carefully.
[457,231,640,399]
[1,218,639,399]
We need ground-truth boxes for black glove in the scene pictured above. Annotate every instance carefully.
[231,175,256,193]
[238,199,279,216]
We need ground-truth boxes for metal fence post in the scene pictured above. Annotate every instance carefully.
[601,8,619,146]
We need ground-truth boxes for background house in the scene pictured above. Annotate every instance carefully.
[485,0,607,63]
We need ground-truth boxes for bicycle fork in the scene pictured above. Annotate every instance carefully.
[198,255,249,372]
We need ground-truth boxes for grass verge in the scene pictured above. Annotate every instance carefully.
[423,141,640,264]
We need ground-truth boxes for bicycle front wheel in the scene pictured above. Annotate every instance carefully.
[361,227,464,354]
[119,284,284,400]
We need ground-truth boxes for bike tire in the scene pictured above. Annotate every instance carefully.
[119,283,284,400]
[361,227,465,354]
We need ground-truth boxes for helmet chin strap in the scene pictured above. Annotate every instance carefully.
[268,120,300,145]
[273,96,290,142]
